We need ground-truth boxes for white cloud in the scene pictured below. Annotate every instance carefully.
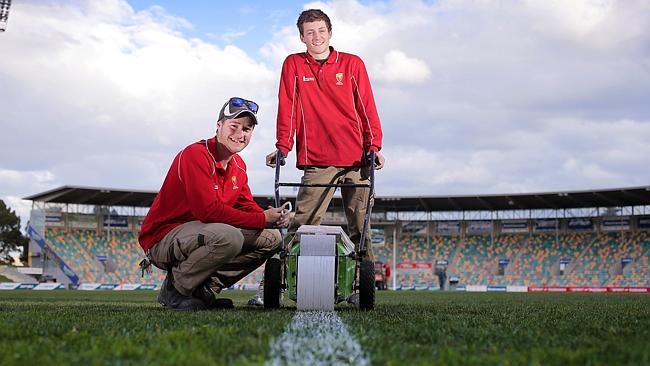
[260,23,303,66]
[0,169,57,190]
[562,157,622,183]
[297,0,650,194]
[1,3,277,155]
[524,0,614,37]
[2,0,650,228]
[0,0,281,226]
[372,50,430,84]
[220,27,253,44]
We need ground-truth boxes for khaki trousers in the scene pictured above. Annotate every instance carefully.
[149,221,281,296]
[291,166,373,258]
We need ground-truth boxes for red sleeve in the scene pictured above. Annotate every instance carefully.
[179,148,265,229]
[276,56,298,156]
[352,57,383,153]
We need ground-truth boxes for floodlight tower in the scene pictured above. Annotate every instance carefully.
[1,0,12,32]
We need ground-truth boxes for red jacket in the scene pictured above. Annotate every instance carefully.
[138,137,265,252]
[384,263,391,277]
[276,47,383,167]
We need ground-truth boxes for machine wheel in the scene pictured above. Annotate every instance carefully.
[264,257,282,309]
[358,260,375,310]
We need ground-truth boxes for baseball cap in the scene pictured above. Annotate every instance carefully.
[218,97,259,124]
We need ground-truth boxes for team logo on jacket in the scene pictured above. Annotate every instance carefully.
[231,176,239,189]
[335,73,344,85]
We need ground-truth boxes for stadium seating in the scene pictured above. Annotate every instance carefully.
[46,227,104,283]
[42,226,649,289]
[347,229,646,288]
[548,231,649,287]
[45,227,166,284]
[430,235,458,263]
[446,231,648,287]
[373,242,392,264]
[391,235,458,288]
[605,231,650,287]
[505,233,592,286]
[44,227,268,287]
[450,234,522,286]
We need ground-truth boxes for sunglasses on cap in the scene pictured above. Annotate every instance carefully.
[229,97,258,113]
[219,97,259,124]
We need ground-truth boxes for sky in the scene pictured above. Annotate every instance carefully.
[1,0,650,226]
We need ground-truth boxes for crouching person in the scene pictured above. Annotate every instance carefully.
[138,97,289,311]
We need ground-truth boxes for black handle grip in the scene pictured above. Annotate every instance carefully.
[276,150,286,166]
[367,150,376,170]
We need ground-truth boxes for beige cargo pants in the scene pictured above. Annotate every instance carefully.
[290,166,373,258]
[149,221,281,296]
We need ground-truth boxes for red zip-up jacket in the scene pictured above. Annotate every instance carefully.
[276,47,383,168]
[138,137,265,252]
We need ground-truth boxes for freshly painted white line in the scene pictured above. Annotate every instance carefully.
[267,311,370,366]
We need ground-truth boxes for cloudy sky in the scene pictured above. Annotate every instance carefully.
[1,0,649,224]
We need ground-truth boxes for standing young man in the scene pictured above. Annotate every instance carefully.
[139,97,289,311]
[249,9,385,306]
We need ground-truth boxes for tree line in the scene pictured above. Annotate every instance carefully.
[0,199,28,265]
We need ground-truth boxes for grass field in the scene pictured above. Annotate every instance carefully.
[1,290,649,365]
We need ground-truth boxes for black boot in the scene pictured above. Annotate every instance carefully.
[157,271,174,307]
[193,284,234,309]
[157,271,208,312]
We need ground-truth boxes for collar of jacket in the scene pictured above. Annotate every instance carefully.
[204,137,228,172]
[304,46,339,65]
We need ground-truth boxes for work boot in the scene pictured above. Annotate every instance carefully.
[247,282,264,306]
[247,280,284,307]
[157,271,208,312]
[193,284,234,309]
[157,271,173,307]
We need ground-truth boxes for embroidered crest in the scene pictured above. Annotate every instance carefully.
[335,72,344,85]
[231,176,239,189]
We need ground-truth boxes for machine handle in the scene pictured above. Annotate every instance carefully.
[358,150,376,258]
[274,150,285,208]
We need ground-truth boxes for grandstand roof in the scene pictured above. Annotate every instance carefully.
[24,185,158,207]
[24,185,650,212]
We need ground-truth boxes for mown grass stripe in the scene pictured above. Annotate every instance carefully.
[267,311,370,366]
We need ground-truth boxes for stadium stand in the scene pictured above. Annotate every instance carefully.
[504,233,592,286]
[398,236,429,263]
[430,235,458,264]
[44,227,166,284]
[373,240,393,264]
[23,185,650,290]
[612,249,649,286]
[43,227,267,287]
[38,226,650,289]
[452,234,521,286]
[546,232,648,287]
[375,230,650,289]
[602,231,650,287]
[389,234,458,288]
